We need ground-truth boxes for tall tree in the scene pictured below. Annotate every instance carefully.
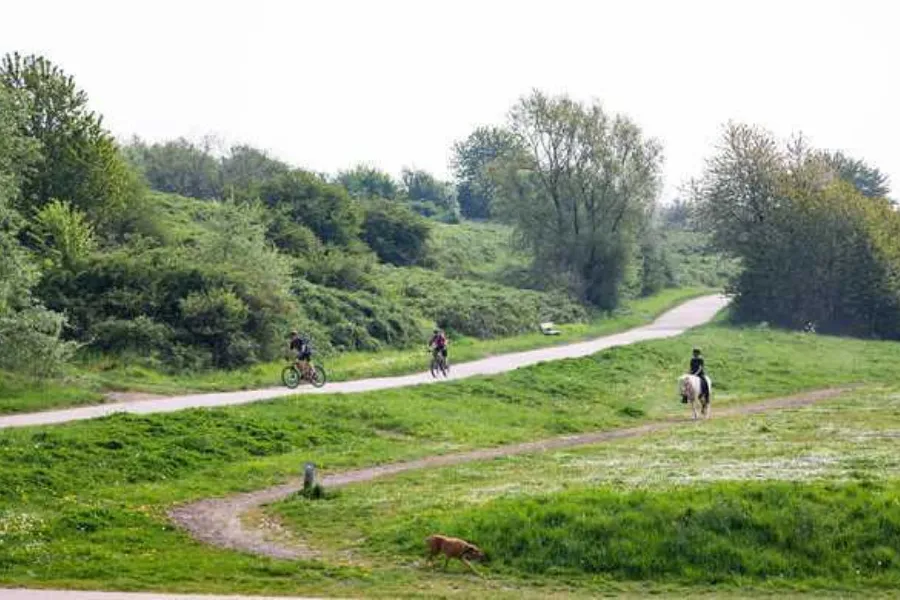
[451,126,519,219]
[694,122,900,336]
[0,53,139,224]
[0,86,75,375]
[494,90,663,308]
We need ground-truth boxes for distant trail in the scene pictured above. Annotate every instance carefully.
[0,294,729,430]
[169,387,850,561]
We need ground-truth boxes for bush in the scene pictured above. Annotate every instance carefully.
[362,199,431,266]
[0,306,76,377]
[89,316,173,356]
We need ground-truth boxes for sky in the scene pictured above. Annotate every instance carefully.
[2,0,897,200]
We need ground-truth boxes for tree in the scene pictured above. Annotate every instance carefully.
[494,90,663,308]
[401,168,460,222]
[124,136,222,199]
[220,144,289,201]
[0,86,75,375]
[821,150,890,199]
[451,126,519,219]
[337,165,400,200]
[1,53,140,226]
[260,170,363,246]
[362,199,431,266]
[694,122,900,337]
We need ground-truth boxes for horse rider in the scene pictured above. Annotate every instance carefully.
[689,347,710,401]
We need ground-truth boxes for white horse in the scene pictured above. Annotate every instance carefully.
[679,374,712,420]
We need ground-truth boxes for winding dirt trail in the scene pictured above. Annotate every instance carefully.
[0,294,729,430]
[169,387,850,561]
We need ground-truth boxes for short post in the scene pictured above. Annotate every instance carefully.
[303,462,317,492]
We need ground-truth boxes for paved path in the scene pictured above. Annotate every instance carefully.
[0,295,730,430]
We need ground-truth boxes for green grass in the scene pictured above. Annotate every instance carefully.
[0,287,710,412]
[381,482,900,584]
[1,324,900,596]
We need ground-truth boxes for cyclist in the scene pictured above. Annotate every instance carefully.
[289,330,313,375]
[429,328,448,364]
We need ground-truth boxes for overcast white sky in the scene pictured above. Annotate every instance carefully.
[2,0,896,199]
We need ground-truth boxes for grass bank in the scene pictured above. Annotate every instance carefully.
[0,287,711,414]
[0,324,899,595]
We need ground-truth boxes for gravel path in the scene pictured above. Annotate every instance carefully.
[0,295,729,430]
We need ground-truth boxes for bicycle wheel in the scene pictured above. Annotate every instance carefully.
[310,364,327,388]
[282,365,301,389]
[441,356,450,376]
[430,356,440,378]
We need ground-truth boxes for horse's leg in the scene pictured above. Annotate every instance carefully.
[691,397,698,420]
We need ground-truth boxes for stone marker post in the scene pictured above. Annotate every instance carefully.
[303,462,317,491]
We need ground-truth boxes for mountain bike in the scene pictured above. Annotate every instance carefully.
[429,348,450,378]
[282,360,327,389]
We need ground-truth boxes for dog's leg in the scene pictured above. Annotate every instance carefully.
[444,555,450,570]
[461,558,483,578]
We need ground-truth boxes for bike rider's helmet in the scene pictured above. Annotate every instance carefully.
[290,330,298,337]
[434,329,440,334]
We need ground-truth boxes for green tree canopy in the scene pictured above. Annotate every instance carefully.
[260,170,363,246]
[451,126,520,219]
[337,165,400,200]
[694,122,900,337]
[1,53,140,226]
[494,90,663,308]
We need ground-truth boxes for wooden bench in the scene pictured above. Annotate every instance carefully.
[539,322,561,336]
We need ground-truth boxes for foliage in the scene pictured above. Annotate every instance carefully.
[694,123,900,336]
[336,164,400,200]
[451,126,520,219]
[379,267,586,338]
[494,90,663,309]
[361,199,431,266]
[30,199,96,270]
[260,170,363,246]
[0,53,141,230]
[123,136,221,200]
[822,150,891,199]
[0,86,75,376]
[401,168,460,222]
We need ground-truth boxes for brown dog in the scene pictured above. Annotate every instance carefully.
[425,534,485,575]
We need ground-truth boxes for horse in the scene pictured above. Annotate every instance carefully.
[678,374,712,420]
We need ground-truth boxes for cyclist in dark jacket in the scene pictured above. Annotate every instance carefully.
[289,331,312,363]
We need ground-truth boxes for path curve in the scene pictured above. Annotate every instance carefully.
[0,294,730,430]
[169,387,850,561]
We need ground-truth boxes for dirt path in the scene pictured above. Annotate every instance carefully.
[0,294,729,430]
[169,387,851,561]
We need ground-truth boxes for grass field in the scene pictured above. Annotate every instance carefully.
[0,287,710,414]
[1,323,899,597]
[271,388,900,594]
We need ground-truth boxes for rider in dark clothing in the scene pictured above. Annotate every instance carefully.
[289,331,312,362]
[690,348,709,399]
[429,329,448,359]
